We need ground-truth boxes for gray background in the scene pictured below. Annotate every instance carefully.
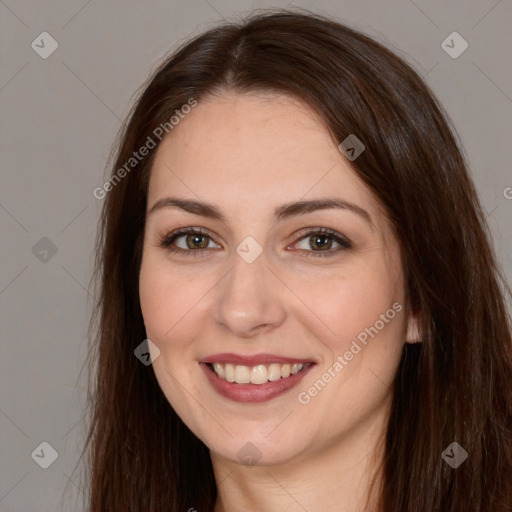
[1,0,511,510]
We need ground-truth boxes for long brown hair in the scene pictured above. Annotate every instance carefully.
[81,10,512,511]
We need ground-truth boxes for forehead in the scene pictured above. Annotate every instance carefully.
[148,91,381,223]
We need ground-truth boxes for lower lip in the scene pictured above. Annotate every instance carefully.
[200,363,315,403]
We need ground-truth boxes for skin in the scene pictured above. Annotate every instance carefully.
[139,91,420,512]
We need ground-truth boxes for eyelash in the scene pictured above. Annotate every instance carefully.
[159,227,352,258]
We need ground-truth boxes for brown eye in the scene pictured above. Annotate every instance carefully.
[185,233,209,249]
[309,234,333,251]
[293,228,351,257]
[160,228,221,254]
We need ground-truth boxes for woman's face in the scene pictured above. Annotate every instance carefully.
[139,91,418,466]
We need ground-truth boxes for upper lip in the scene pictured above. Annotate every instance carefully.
[201,353,315,366]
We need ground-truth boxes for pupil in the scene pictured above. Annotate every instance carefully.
[311,235,331,250]
[187,234,207,249]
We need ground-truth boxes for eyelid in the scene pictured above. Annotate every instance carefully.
[292,227,351,246]
[288,227,352,257]
[159,227,222,251]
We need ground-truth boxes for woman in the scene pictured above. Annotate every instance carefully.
[82,10,512,511]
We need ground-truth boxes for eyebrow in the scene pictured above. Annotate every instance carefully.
[147,197,373,228]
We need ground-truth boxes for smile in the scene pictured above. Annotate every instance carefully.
[200,354,315,403]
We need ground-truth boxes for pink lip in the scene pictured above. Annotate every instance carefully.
[202,353,314,366]
[200,361,315,403]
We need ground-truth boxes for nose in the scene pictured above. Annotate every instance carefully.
[213,250,287,338]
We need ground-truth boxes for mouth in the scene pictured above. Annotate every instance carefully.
[200,353,316,403]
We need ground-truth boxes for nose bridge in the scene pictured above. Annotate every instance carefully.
[214,248,286,337]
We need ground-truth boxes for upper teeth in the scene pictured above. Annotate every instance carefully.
[212,363,306,384]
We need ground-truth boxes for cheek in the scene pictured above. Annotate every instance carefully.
[139,257,208,356]
[291,263,406,423]
[288,257,402,353]
[138,255,210,418]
